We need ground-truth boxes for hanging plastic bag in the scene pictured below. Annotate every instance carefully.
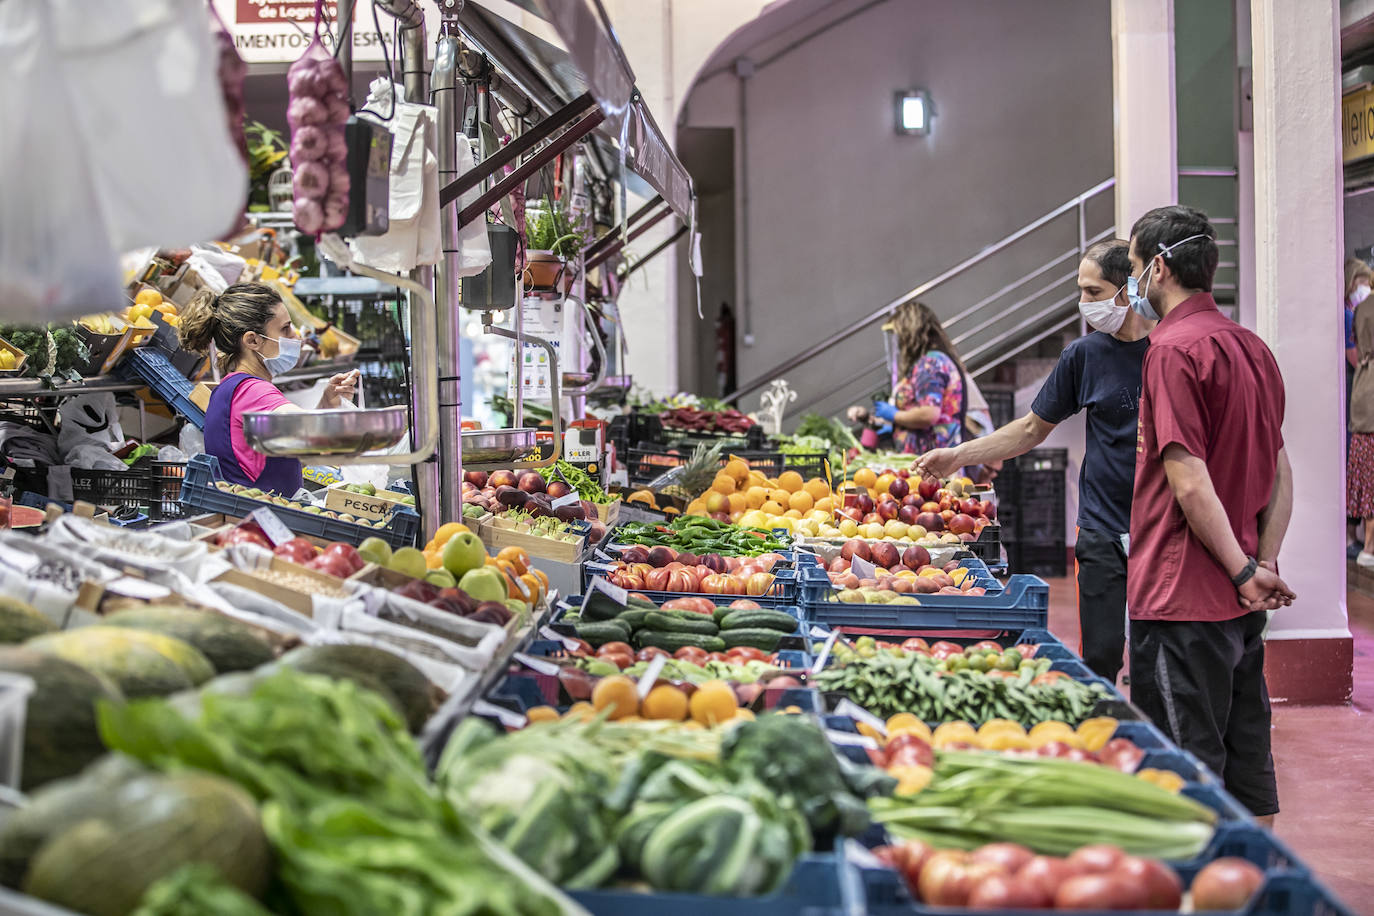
[287,1,352,235]
[52,0,248,253]
[0,1,120,321]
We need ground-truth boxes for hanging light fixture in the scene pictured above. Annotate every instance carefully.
[895,88,933,136]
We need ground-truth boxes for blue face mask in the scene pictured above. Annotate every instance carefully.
[262,335,301,377]
[1128,232,1210,322]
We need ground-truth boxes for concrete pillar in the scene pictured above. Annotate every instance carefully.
[1112,0,1178,232]
[1251,0,1352,704]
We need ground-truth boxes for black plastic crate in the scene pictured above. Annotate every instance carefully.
[981,384,1017,428]
[69,460,188,521]
[148,312,207,379]
[1008,540,1069,578]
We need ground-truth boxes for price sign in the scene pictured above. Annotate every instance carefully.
[584,575,627,608]
[850,554,878,580]
[552,492,582,509]
[511,652,560,676]
[636,655,668,699]
[539,625,581,651]
[833,699,888,736]
[247,509,293,547]
[472,699,528,729]
[810,630,840,675]
[826,729,878,750]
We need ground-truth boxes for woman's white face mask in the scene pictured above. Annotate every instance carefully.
[1078,285,1128,335]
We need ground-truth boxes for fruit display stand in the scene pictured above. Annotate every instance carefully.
[179,455,420,549]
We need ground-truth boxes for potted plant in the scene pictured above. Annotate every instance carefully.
[523,200,583,291]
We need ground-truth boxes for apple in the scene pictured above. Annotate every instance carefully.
[877,500,900,522]
[273,537,318,564]
[948,513,978,536]
[897,468,910,478]
[324,542,364,573]
[308,553,355,578]
[917,476,941,500]
[888,477,910,500]
[916,511,944,532]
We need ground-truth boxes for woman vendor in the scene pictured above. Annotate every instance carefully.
[180,282,357,494]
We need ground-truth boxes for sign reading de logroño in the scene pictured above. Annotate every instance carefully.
[215,0,435,64]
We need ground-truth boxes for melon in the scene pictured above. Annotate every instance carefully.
[103,605,276,674]
[27,628,214,698]
[23,771,272,916]
[9,506,43,529]
[0,598,55,644]
[0,648,123,791]
[279,644,437,732]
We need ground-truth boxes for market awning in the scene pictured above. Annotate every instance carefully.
[459,0,695,224]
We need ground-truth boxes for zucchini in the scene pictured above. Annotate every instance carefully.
[644,612,719,635]
[720,609,799,633]
[574,620,632,647]
[581,591,626,622]
[634,630,725,653]
[711,606,732,625]
[616,609,652,630]
[721,628,784,651]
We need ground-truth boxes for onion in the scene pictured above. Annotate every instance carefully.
[292,160,329,200]
[966,873,1050,910]
[1114,857,1182,909]
[1017,856,1079,902]
[1054,873,1131,910]
[292,198,323,234]
[970,843,1034,875]
[1191,858,1265,911]
[1067,844,1126,874]
[287,95,328,127]
[290,125,327,162]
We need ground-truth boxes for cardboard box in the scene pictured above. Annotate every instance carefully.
[190,381,219,413]
[324,485,415,522]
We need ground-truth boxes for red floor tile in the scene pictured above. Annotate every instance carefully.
[1042,578,1374,910]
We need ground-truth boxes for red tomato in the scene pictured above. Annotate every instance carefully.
[635,647,670,662]
[673,646,710,664]
[563,638,594,656]
[900,637,931,653]
[972,640,1004,652]
[599,651,634,670]
[929,640,963,660]
[596,641,634,657]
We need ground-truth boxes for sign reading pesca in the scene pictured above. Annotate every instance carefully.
[1343,85,1374,164]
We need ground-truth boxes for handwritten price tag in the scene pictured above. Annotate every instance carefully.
[850,554,878,580]
[247,509,293,547]
[834,699,888,736]
[826,729,878,750]
[511,652,561,676]
[811,630,840,675]
[552,492,582,509]
[539,625,581,651]
[636,654,668,699]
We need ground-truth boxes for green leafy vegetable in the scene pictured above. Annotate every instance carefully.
[133,864,274,916]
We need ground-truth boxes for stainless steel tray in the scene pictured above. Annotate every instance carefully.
[462,428,538,464]
[243,406,410,457]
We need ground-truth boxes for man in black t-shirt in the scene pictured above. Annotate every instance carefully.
[915,239,1151,683]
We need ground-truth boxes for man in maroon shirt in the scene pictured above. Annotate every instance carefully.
[1126,205,1295,821]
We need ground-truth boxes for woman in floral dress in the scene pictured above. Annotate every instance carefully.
[880,301,967,454]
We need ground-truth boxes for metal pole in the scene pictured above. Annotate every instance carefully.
[425,26,461,538]
[337,0,356,107]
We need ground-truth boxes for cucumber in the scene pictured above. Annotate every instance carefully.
[574,620,632,647]
[644,612,719,636]
[720,628,784,651]
[634,630,726,653]
[720,609,799,633]
[617,609,652,631]
[711,606,732,625]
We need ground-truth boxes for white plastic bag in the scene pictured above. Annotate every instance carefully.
[0,1,120,320]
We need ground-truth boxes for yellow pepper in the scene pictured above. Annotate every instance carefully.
[887,764,934,796]
[1076,716,1119,752]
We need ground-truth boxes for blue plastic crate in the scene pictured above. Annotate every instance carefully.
[179,454,419,549]
[115,347,206,429]
[796,553,1006,603]
[800,564,1049,630]
[856,822,1345,915]
[570,852,851,916]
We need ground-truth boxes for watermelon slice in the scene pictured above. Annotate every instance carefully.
[9,505,43,529]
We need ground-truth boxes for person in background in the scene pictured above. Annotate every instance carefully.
[851,302,966,454]
[1345,259,1372,559]
[1348,280,1374,567]
[1125,205,1293,823]
[915,240,1149,683]
[180,283,359,495]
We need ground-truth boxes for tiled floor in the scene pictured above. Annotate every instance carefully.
[1043,578,1374,911]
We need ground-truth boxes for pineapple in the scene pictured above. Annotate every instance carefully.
[657,440,724,502]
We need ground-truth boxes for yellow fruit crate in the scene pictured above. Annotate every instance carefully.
[74,315,132,376]
[0,336,26,376]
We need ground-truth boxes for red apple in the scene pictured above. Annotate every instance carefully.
[948,513,977,536]
[898,504,920,525]
[917,477,941,500]
[897,468,910,478]
[877,500,900,521]
[324,542,364,573]
[888,477,910,500]
[916,511,944,532]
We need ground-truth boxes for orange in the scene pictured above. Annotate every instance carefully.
[803,478,830,502]
[760,500,785,516]
[592,676,639,720]
[777,470,804,493]
[727,492,749,514]
[711,472,737,495]
[529,568,550,592]
[745,486,769,509]
[134,288,163,307]
[724,458,751,486]
[564,701,597,721]
[853,468,878,489]
[689,680,737,725]
[769,488,791,506]
[526,706,560,723]
[432,522,469,548]
[787,490,814,513]
[497,546,530,575]
[642,685,689,721]
[748,470,770,488]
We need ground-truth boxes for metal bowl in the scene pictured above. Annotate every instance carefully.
[243,406,410,457]
[462,428,538,465]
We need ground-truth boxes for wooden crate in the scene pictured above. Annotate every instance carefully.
[479,516,585,564]
[210,555,352,617]
[324,485,415,522]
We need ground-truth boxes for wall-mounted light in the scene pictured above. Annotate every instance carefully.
[895,88,933,136]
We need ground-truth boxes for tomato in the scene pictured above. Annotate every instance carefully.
[885,733,934,767]
[727,646,769,663]
[972,640,1004,652]
[674,646,710,664]
[1032,671,1070,685]
[929,640,963,660]
[635,647,670,662]
[596,641,633,657]
[563,638,594,657]
[598,651,634,670]
[900,637,930,653]
[707,652,731,662]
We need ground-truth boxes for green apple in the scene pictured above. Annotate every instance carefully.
[357,536,392,567]
[388,546,427,579]
[458,566,508,603]
[425,569,456,589]
[442,531,487,578]
[503,598,529,618]
[400,495,416,507]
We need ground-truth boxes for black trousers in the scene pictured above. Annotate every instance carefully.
[1074,528,1127,683]
[1129,611,1279,817]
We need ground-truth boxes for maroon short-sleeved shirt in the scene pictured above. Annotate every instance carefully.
[1127,293,1285,622]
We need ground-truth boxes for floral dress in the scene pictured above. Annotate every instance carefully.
[890,350,964,455]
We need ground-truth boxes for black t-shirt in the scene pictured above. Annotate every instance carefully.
[1030,331,1149,536]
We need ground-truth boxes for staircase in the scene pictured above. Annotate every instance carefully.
[722,171,1240,423]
